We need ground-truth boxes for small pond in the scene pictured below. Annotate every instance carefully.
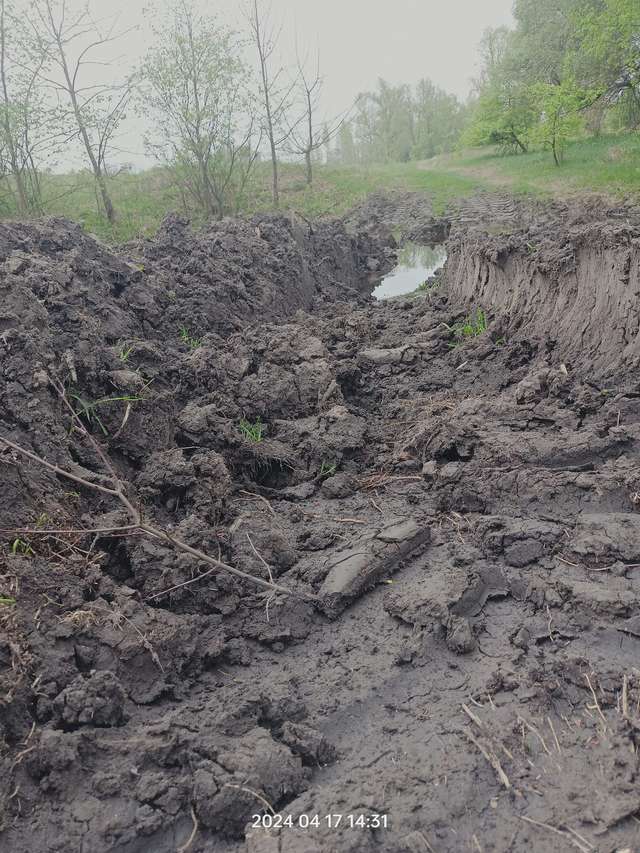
[373,242,447,300]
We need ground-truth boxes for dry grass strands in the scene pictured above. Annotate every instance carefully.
[519,816,594,853]
[360,473,423,491]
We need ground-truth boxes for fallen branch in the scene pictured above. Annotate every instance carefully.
[464,729,512,790]
[0,377,315,604]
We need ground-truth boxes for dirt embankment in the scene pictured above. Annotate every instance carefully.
[447,212,640,376]
[1,195,640,853]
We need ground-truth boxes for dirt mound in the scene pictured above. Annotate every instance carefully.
[1,200,640,853]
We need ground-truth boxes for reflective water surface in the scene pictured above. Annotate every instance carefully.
[373,242,447,300]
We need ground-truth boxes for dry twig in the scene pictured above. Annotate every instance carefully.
[0,376,315,604]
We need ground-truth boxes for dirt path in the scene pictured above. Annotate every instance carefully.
[1,196,640,853]
[417,153,619,207]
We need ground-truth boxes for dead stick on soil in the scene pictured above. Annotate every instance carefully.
[238,490,276,517]
[462,703,484,729]
[246,533,277,623]
[223,784,275,815]
[622,675,630,719]
[177,805,199,853]
[519,817,593,853]
[517,716,551,756]
[246,533,276,585]
[144,567,218,602]
[0,525,138,536]
[547,716,562,754]
[464,730,511,790]
[584,673,608,730]
[0,379,315,604]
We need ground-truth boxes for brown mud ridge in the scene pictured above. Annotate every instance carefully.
[1,195,640,852]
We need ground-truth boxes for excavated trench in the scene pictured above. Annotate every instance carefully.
[1,194,640,853]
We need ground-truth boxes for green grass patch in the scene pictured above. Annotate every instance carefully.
[4,130,638,245]
[0,160,483,245]
[239,417,264,443]
[70,391,142,436]
[178,326,203,350]
[10,538,34,557]
[450,309,488,343]
[451,132,640,199]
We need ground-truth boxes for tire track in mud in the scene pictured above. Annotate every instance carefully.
[1,198,640,853]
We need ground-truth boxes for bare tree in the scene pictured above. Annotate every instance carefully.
[0,0,52,215]
[0,0,28,213]
[140,1,260,220]
[286,51,347,186]
[245,0,297,207]
[29,0,132,223]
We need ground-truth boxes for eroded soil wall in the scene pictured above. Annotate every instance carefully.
[447,220,640,376]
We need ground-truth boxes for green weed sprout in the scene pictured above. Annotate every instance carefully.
[450,309,487,343]
[239,417,264,443]
[179,326,203,349]
[118,343,134,362]
[70,392,142,436]
[319,461,337,478]
[11,538,34,557]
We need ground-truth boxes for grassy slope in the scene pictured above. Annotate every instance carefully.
[429,132,640,201]
[29,161,482,244]
[4,131,639,244]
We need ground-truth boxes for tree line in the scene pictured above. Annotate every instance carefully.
[465,0,640,164]
[1,0,638,227]
[329,78,470,165]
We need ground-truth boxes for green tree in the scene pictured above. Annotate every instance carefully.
[571,0,640,127]
[412,79,466,158]
[140,1,259,219]
[30,0,133,223]
[531,79,586,164]
[0,0,55,215]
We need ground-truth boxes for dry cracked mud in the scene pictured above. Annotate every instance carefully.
[1,194,640,853]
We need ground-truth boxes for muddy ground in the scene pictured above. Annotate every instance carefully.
[1,193,640,853]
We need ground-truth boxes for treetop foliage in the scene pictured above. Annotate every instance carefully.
[465,0,640,163]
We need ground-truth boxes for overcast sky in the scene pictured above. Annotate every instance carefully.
[22,0,515,169]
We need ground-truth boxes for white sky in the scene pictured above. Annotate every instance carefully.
[19,0,515,168]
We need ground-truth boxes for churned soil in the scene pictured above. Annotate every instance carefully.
[1,194,640,853]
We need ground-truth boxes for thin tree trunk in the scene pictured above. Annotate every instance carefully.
[251,1,279,207]
[511,130,527,153]
[0,0,29,215]
[54,27,116,222]
[261,63,279,206]
[269,133,279,206]
[305,149,312,185]
[305,89,313,185]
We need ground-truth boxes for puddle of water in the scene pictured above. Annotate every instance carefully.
[373,242,447,300]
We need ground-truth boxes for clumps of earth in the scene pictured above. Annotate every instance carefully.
[1,194,640,852]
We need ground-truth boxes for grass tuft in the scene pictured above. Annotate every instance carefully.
[239,417,264,443]
[451,309,488,342]
[179,326,203,350]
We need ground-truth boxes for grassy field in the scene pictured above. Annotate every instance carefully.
[428,132,640,200]
[2,131,639,244]
[18,161,482,244]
